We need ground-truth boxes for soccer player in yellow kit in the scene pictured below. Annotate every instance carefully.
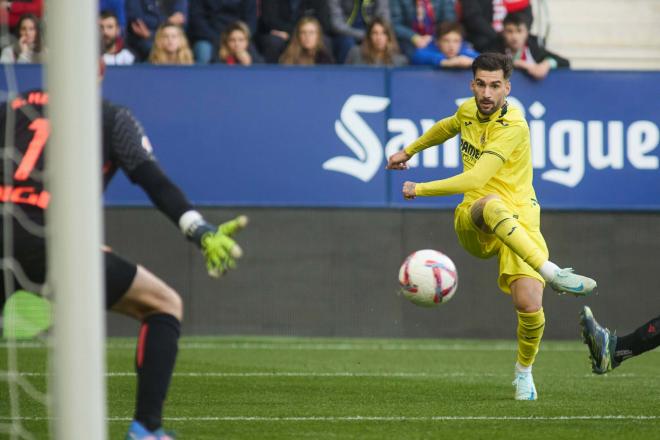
[387,53,597,400]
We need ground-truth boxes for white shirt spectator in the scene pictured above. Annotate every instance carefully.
[103,49,136,65]
[0,45,38,63]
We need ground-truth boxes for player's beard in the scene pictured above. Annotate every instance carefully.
[477,97,502,116]
[103,37,117,52]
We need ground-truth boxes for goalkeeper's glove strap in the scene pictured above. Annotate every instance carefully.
[179,210,215,247]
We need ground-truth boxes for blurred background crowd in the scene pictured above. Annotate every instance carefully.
[0,0,576,80]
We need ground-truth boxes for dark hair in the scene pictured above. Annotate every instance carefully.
[503,12,530,28]
[15,14,42,55]
[435,21,464,39]
[471,52,513,79]
[279,17,328,65]
[218,20,251,61]
[360,18,401,65]
[100,10,119,23]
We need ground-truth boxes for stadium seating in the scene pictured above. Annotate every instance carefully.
[543,0,660,70]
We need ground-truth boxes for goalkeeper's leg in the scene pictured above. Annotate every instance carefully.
[107,254,182,434]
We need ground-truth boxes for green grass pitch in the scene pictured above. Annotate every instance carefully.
[2,336,660,439]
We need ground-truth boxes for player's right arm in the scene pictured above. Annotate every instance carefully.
[386,114,461,170]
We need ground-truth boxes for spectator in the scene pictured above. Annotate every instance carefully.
[0,14,43,63]
[491,12,569,80]
[0,0,42,33]
[100,0,127,32]
[279,17,334,65]
[215,20,263,65]
[329,0,390,63]
[412,21,477,68]
[460,0,532,52]
[148,23,194,64]
[257,0,330,64]
[345,18,407,66]
[390,0,456,60]
[125,0,188,61]
[100,10,135,66]
[188,0,257,64]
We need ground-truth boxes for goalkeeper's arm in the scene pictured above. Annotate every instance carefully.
[129,160,247,277]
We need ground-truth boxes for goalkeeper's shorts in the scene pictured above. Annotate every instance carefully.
[0,216,138,311]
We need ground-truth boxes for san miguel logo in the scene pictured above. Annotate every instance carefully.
[322,95,390,182]
[324,95,660,188]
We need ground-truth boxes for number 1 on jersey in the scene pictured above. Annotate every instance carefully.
[14,117,50,181]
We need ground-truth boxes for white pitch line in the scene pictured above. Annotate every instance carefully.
[0,341,590,352]
[2,415,659,422]
[4,341,660,356]
[151,342,586,353]
[7,371,638,379]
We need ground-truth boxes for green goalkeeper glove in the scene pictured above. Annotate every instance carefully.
[185,214,248,278]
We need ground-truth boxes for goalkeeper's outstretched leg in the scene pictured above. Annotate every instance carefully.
[108,214,248,439]
[107,259,183,438]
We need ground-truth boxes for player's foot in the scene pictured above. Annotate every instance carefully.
[512,371,537,400]
[548,268,597,296]
[125,420,157,440]
[579,306,618,374]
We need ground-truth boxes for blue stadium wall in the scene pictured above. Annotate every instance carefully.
[8,66,660,339]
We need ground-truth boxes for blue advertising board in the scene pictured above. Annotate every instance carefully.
[4,65,660,210]
[387,69,660,210]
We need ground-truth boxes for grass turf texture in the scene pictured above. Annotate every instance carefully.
[2,337,660,439]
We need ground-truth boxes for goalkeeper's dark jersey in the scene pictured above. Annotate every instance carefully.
[0,89,157,220]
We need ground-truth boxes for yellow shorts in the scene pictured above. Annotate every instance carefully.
[453,199,548,294]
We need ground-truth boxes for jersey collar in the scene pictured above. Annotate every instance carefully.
[476,101,509,123]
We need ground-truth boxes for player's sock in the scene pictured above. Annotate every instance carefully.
[516,308,545,367]
[538,261,561,282]
[482,198,546,271]
[134,313,180,432]
[515,361,532,374]
[613,315,660,365]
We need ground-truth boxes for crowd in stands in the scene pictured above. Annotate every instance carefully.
[0,0,570,80]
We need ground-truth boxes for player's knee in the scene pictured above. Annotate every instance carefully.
[510,278,543,313]
[157,286,183,321]
[480,195,504,217]
[515,302,541,313]
[513,292,542,313]
[471,195,502,233]
[481,196,513,230]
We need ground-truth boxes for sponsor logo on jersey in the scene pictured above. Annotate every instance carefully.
[0,185,50,209]
[460,139,481,161]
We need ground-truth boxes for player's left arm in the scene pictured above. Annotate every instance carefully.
[403,123,522,198]
[404,153,504,198]
[110,107,247,277]
[387,114,461,170]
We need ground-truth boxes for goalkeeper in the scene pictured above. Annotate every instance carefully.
[0,88,247,439]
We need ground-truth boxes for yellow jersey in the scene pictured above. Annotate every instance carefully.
[404,98,537,207]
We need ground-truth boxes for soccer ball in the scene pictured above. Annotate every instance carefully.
[398,249,458,307]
